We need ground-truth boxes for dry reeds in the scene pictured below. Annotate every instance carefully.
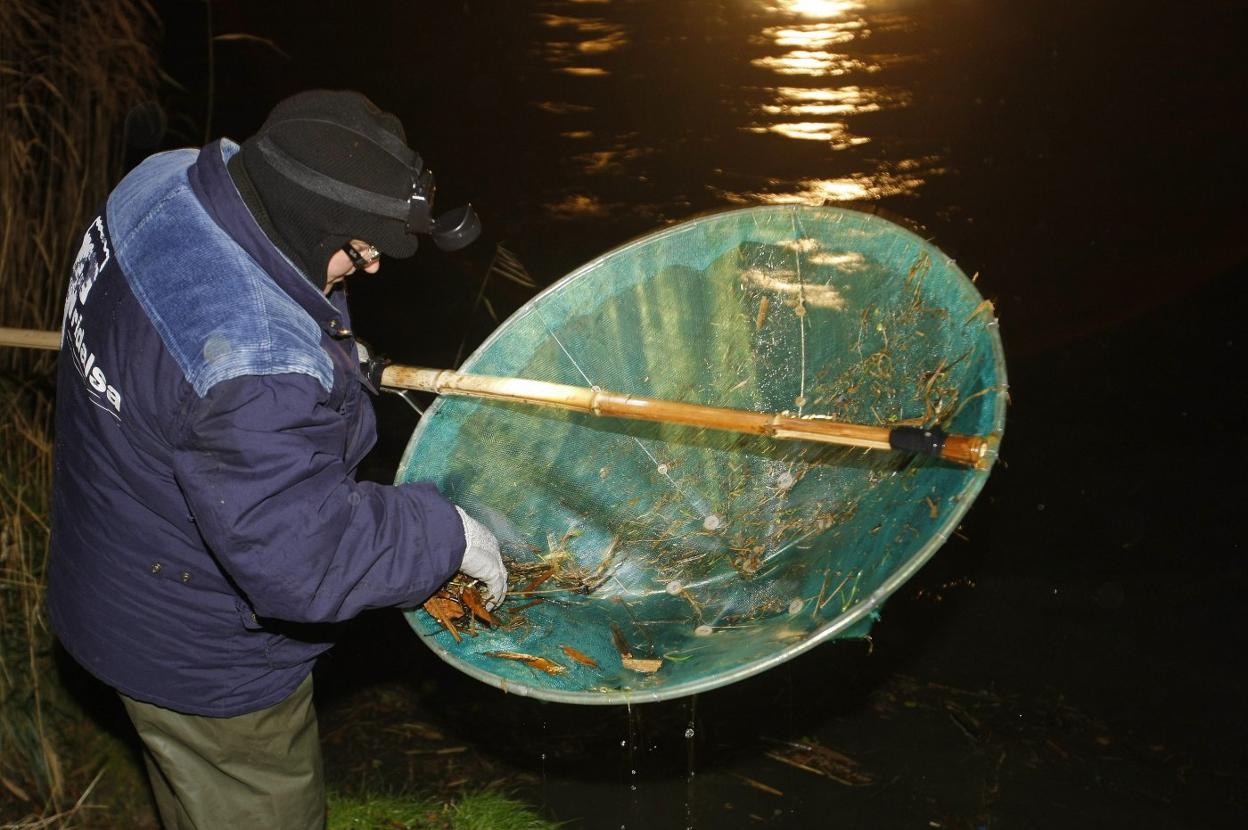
[1,0,160,364]
[0,0,159,821]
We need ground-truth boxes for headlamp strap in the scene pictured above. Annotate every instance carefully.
[256,135,412,221]
[266,117,420,168]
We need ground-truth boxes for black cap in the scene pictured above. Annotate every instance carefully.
[238,90,426,287]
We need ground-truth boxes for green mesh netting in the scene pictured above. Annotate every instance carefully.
[398,205,1006,704]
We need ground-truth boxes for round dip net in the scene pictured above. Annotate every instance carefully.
[398,205,1007,704]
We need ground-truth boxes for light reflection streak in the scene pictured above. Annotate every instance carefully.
[535,101,595,114]
[577,151,618,174]
[546,194,609,220]
[765,22,861,49]
[751,51,876,77]
[760,101,872,116]
[749,84,908,148]
[540,14,618,33]
[530,0,936,214]
[755,121,846,141]
[578,30,629,54]
[573,147,647,175]
[539,15,629,52]
[539,13,630,76]
[744,121,870,148]
[746,0,929,206]
[712,159,944,204]
[764,0,865,16]
[760,85,900,117]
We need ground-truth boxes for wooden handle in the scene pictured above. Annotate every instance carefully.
[381,365,994,469]
[0,327,61,351]
[0,327,993,468]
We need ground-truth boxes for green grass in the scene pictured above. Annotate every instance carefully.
[328,790,561,830]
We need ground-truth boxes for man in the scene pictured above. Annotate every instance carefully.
[47,90,506,828]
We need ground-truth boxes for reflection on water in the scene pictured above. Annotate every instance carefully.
[761,85,900,117]
[751,50,875,77]
[574,148,646,176]
[766,0,865,16]
[531,0,937,216]
[747,82,910,147]
[713,156,942,205]
[746,0,933,202]
[546,193,611,220]
[749,0,877,153]
[766,22,862,49]
[540,12,629,77]
[745,120,869,147]
[535,101,595,115]
[558,67,609,77]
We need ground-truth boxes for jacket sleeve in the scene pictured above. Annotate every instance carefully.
[171,372,465,623]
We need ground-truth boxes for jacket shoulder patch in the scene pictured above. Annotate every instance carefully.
[106,152,333,396]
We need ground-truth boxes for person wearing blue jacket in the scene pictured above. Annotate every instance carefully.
[47,90,506,829]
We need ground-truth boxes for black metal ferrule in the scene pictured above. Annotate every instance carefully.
[889,425,948,457]
[355,339,390,395]
[362,356,389,395]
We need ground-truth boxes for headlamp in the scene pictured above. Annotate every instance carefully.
[404,166,481,252]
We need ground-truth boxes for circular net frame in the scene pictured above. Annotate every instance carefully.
[399,205,1007,704]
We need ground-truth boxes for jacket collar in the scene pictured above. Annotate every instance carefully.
[187,139,352,336]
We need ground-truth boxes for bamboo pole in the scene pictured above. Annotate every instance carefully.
[0,326,993,468]
[381,365,992,468]
[0,327,60,351]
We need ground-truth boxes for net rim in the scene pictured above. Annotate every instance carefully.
[401,204,1008,705]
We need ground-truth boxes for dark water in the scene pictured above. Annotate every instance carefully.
[159,1,1246,827]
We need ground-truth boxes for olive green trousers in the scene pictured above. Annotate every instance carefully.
[120,673,325,830]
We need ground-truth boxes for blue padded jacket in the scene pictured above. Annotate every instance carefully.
[47,140,465,717]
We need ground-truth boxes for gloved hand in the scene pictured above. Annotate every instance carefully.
[454,506,508,609]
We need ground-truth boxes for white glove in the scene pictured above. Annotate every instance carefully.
[454,506,508,609]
